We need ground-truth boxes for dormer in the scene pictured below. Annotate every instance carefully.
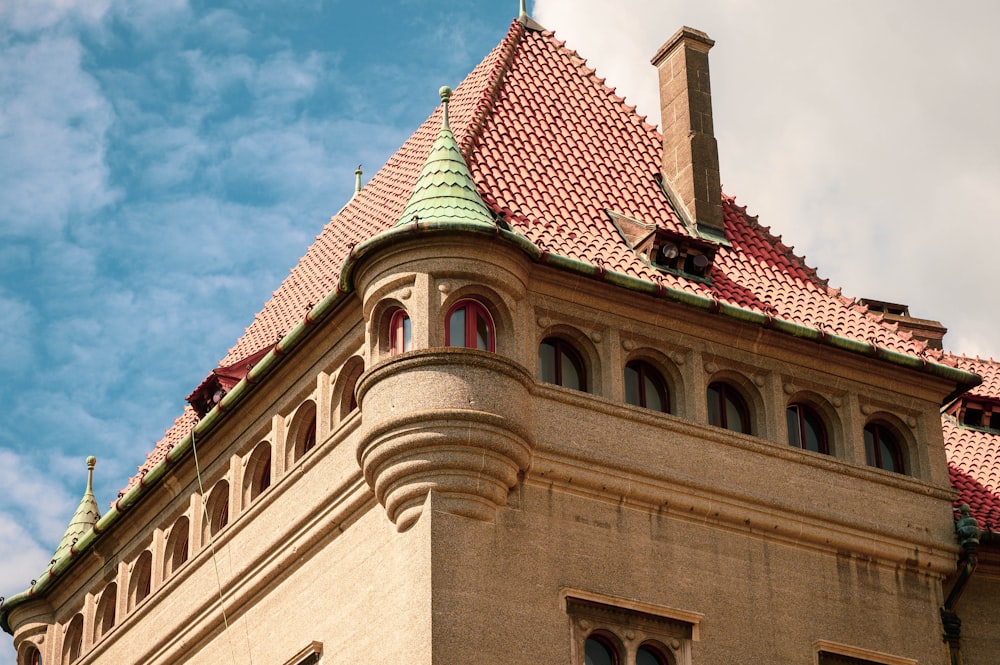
[608,210,718,280]
[946,396,1000,431]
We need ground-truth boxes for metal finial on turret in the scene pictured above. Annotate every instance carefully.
[86,455,96,493]
[439,86,452,131]
[354,165,363,194]
[519,0,527,20]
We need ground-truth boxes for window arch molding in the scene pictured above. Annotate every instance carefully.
[285,399,318,467]
[373,298,412,360]
[62,613,83,664]
[537,324,602,396]
[331,356,365,425]
[704,369,763,436]
[584,630,626,665]
[784,390,841,457]
[203,480,230,543]
[163,515,190,578]
[244,440,272,505]
[94,582,117,642]
[439,285,512,355]
[623,350,684,417]
[127,550,153,611]
[636,640,674,665]
[862,415,911,476]
[17,643,42,665]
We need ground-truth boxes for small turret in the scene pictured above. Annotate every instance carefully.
[394,86,495,229]
[51,456,101,563]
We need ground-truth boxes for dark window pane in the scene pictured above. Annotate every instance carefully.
[624,364,640,405]
[637,646,666,665]
[561,351,582,390]
[864,426,877,466]
[644,373,665,412]
[449,308,465,347]
[864,424,904,474]
[539,340,556,384]
[476,310,489,350]
[803,408,825,453]
[725,396,745,433]
[402,315,412,352]
[707,384,722,427]
[708,382,749,434]
[585,637,615,665]
[786,406,801,448]
[880,440,899,473]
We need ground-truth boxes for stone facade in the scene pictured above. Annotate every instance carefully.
[6,227,973,663]
[4,15,995,665]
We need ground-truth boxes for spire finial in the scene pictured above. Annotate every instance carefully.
[354,165,363,194]
[439,86,452,130]
[86,455,96,493]
[519,0,527,20]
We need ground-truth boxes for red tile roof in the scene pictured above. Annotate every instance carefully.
[122,20,975,498]
[943,355,1000,531]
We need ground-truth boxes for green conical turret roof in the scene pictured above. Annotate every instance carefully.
[51,456,100,563]
[394,86,494,228]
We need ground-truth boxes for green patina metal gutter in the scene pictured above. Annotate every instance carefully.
[0,216,981,633]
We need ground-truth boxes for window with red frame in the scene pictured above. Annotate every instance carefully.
[707,381,751,434]
[446,300,494,351]
[864,423,904,474]
[389,309,411,355]
[624,360,670,413]
[539,337,587,391]
[786,403,829,454]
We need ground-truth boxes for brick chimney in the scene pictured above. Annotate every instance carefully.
[651,27,723,237]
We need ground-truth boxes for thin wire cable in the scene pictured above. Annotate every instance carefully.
[191,428,246,665]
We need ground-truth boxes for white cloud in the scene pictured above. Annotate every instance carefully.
[0,35,117,237]
[534,0,1000,359]
[0,0,110,34]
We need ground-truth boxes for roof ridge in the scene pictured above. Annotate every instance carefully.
[459,19,526,162]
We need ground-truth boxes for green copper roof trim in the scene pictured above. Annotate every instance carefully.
[51,457,100,563]
[394,86,495,230]
[1,120,982,639]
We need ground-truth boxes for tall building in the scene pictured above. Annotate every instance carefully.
[3,11,999,665]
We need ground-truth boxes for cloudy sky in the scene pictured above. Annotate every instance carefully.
[1,0,997,657]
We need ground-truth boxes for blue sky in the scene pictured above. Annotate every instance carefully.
[2,0,999,658]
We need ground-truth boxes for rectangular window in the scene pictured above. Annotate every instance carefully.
[814,641,916,665]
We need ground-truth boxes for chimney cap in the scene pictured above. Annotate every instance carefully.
[651,26,715,66]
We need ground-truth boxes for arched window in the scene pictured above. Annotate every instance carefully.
[164,516,190,577]
[864,423,904,474]
[636,643,671,665]
[337,357,364,420]
[205,481,230,540]
[95,583,117,641]
[246,442,272,502]
[62,614,83,664]
[786,403,828,454]
[584,634,618,665]
[128,550,153,610]
[539,337,587,391]
[706,381,750,434]
[20,644,42,665]
[288,400,318,465]
[624,360,670,413]
[446,299,495,351]
[389,309,412,355]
